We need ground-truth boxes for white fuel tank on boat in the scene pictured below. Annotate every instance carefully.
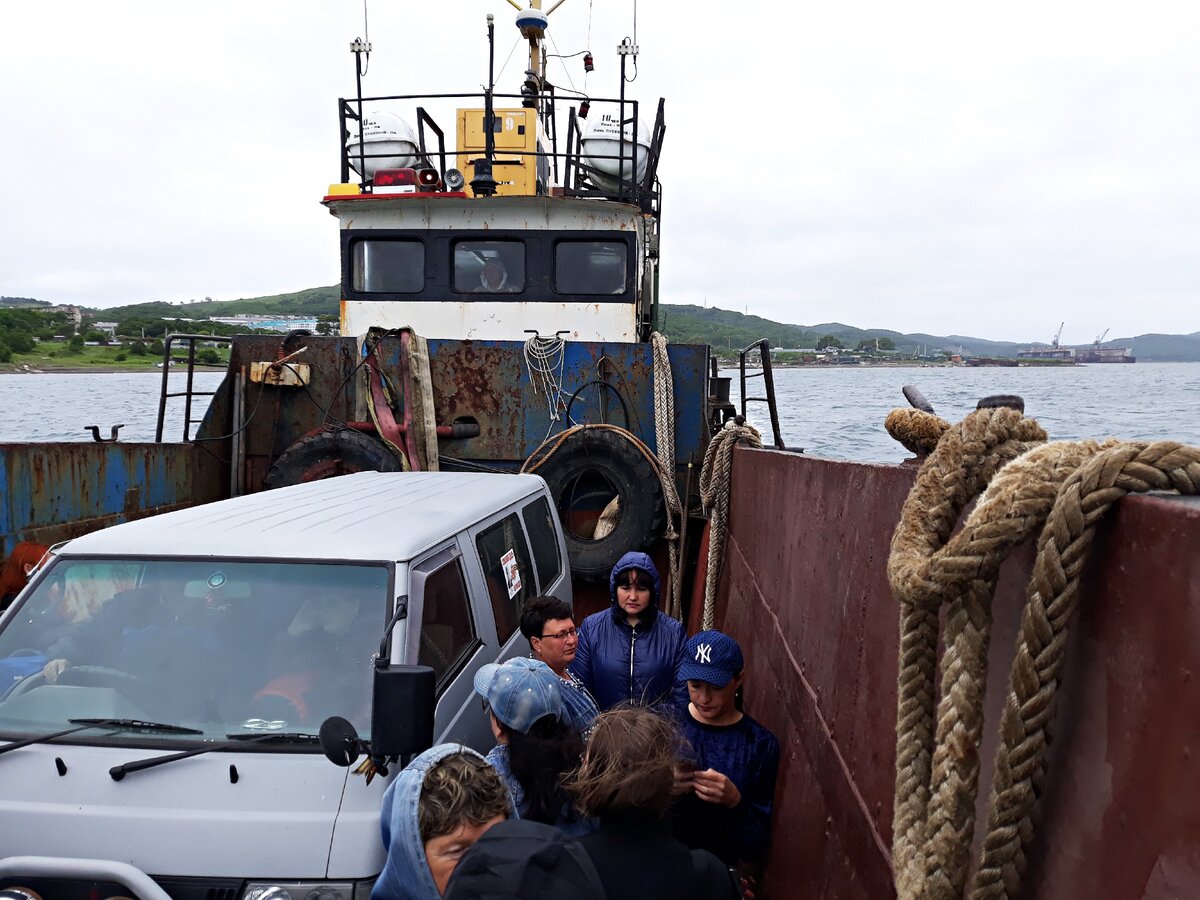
[346,111,419,178]
[580,112,651,191]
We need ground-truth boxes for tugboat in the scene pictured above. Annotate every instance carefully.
[1,4,1198,900]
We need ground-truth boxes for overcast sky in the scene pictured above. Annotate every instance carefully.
[3,1,1197,344]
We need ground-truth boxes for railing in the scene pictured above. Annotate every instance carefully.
[739,340,785,449]
[154,334,234,442]
[336,92,665,216]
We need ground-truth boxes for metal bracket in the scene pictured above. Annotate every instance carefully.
[85,424,124,443]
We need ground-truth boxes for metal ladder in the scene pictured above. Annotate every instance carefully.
[154,333,234,442]
[738,339,785,449]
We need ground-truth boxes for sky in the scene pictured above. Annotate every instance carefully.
[2,1,1198,344]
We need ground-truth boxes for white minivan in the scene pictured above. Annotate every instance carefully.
[0,470,571,900]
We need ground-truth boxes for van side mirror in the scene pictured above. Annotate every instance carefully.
[318,664,436,771]
[371,663,436,758]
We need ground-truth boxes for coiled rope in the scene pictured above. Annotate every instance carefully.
[698,419,763,630]
[886,403,1200,900]
[524,334,571,438]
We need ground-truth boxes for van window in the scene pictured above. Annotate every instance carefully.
[351,239,424,293]
[522,497,563,591]
[475,514,535,643]
[415,558,477,687]
[554,240,628,294]
[453,239,525,294]
[0,558,389,743]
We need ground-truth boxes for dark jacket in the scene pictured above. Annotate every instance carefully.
[672,711,781,866]
[444,819,606,900]
[570,552,687,710]
[579,811,739,900]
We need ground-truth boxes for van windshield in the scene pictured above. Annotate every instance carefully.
[0,558,389,745]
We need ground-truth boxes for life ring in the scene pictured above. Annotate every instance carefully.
[263,429,404,489]
[537,428,665,580]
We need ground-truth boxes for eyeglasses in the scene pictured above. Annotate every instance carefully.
[539,627,578,641]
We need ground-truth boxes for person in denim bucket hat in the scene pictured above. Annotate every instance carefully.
[473,658,592,835]
[474,657,563,734]
[671,629,780,884]
[570,551,687,711]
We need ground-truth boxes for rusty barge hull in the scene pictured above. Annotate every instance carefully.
[718,447,1200,899]
[0,442,224,560]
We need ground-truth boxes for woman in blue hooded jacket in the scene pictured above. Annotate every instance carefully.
[373,744,511,900]
[569,551,687,711]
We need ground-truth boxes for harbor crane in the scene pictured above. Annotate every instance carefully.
[1093,328,1109,348]
[1051,321,1064,348]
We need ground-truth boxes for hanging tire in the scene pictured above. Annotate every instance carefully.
[263,430,404,489]
[537,429,665,581]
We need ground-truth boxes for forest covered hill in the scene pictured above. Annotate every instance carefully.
[5,289,1200,361]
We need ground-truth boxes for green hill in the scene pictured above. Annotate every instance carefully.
[95,286,341,321]
[7,291,1200,361]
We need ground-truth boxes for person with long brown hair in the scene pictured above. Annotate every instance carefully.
[569,706,738,900]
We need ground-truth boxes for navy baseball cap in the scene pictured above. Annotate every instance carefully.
[678,630,744,688]
[473,657,563,734]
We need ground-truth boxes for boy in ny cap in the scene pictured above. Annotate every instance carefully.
[671,629,780,875]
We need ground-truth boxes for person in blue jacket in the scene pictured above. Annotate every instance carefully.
[373,744,511,900]
[570,551,687,711]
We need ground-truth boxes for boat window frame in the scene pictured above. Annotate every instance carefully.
[349,236,427,294]
[551,238,631,296]
[339,229,637,305]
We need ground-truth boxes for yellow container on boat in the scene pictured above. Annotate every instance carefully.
[456,107,540,197]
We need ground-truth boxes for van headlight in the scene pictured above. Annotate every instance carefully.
[243,882,371,900]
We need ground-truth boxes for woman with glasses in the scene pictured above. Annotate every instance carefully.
[519,594,599,737]
[570,551,687,711]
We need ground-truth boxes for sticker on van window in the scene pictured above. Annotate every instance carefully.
[500,549,522,598]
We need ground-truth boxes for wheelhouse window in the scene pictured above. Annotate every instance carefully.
[453,240,525,294]
[351,239,425,293]
[554,240,628,295]
[0,558,389,744]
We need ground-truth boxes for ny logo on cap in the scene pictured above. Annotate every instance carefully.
[695,643,712,664]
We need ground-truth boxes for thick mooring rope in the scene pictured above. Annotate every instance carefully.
[886,405,1200,900]
[698,419,763,630]
[651,332,684,618]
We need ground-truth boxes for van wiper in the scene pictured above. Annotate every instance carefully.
[71,718,205,734]
[0,718,203,758]
[225,732,321,743]
[109,731,320,781]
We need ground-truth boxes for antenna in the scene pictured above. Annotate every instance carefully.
[471,15,499,197]
[349,36,372,190]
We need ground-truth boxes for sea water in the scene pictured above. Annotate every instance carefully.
[1,363,1198,464]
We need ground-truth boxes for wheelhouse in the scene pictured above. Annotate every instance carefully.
[323,61,665,342]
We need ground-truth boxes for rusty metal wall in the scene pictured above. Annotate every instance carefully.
[718,446,1200,900]
[0,442,225,560]
[221,334,710,489]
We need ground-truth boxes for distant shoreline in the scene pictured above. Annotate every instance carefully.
[0,364,160,375]
[0,363,226,376]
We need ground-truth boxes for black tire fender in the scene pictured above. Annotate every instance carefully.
[537,429,665,581]
[263,430,404,490]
